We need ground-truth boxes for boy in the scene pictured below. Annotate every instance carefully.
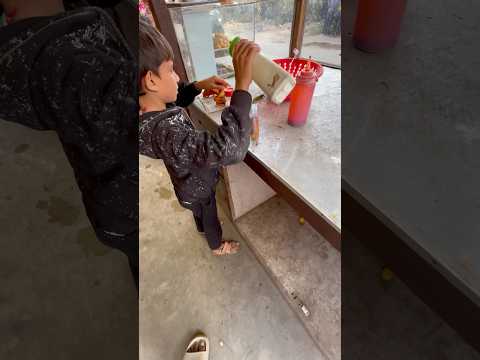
[139,18,259,256]
[0,0,139,286]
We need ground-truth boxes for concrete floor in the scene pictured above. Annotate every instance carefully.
[139,156,326,360]
[0,120,137,360]
[342,229,480,360]
[234,196,341,360]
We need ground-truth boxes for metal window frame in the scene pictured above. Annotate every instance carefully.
[291,0,341,69]
[289,0,308,58]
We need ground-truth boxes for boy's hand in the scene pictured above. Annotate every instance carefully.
[232,39,260,92]
[195,76,230,92]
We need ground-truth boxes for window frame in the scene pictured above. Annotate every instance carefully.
[291,0,341,69]
[149,0,340,84]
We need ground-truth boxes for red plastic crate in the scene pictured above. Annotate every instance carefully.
[273,58,323,102]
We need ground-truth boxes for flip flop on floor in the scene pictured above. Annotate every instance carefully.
[183,334,209,360]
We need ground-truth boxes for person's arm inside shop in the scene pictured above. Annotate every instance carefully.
[175,76,230,108]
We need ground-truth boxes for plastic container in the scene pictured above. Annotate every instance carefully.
[229,37,296,104]
[224,87,234,97]
[353,0,407,53]
[273,58,323,102]
[287,66,316,127]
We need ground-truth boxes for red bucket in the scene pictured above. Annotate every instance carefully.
[273,58,323,102]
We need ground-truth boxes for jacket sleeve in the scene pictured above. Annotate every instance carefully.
[174,82,202,108]
[152,90,252,173]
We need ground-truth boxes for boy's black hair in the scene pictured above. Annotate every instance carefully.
[139,15,174,92]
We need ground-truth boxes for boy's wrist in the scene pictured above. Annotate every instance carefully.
[193,81,203,91]
[191,82,203,96]
[235,81,249,92]
[230,89,252,110]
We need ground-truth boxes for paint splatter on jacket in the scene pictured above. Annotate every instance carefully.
[0,6,138,253]
[139,90,252,205]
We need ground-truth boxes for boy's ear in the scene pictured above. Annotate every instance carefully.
[143,70,159,93]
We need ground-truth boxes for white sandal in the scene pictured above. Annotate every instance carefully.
[183,334,209,360]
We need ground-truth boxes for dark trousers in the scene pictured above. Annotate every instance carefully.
[120,233,138,292]
[183,193,222,250]
[127,248,138,291]
[97,230,138,292]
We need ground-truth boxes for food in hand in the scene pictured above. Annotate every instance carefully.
[202,88,218,98]
[213,32,230,49]
[203,87,229,106]
[214,90,226,106]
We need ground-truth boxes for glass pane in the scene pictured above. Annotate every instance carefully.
[213,0,295,78]
[302,0,341,67]
[254,0,295,60]
[212,4,256,80]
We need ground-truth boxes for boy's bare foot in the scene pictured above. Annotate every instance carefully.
[212,240,240,256]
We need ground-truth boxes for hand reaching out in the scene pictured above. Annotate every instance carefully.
[195,76,230,92]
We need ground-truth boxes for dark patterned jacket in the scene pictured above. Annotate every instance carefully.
[0,6,138,253]
[139,90,252,205]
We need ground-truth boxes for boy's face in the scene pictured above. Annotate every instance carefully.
[143,60,179,104]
